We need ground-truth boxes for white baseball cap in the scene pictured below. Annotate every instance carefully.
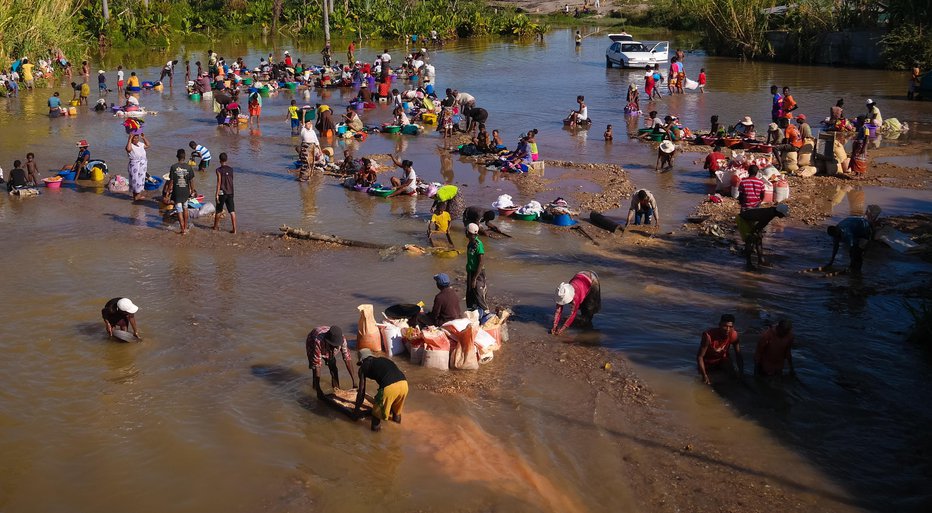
[467,223,479,234]
[117,298,138,314]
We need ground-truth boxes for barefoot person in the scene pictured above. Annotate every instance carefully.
[213,153,237,234]
[624,189,660,229]
[737,204,789,268]
[101,297,140,340]
[551,270,601,335]
[387,155,417,197]
[125,132,149,201]
[164,149,196,235]
[697,314,744,385]
[355,348,408,432]
[826,216,874,274]
[306,325,357,400]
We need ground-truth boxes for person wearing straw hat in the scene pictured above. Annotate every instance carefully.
[69,139,91,178]
[551,271,601,335]
[306,325,357,400]
[101,297,140,340]
[656,140,676,171]
[354,348,408,432]
[734,116,755,138]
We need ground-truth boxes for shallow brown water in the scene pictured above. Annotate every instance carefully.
[1,29,931,512]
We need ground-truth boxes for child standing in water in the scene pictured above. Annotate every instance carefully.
[698,68,707,94]
[604,125,613,141]
[25,153,41,185]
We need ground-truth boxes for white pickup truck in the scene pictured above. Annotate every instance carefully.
[605,33,670,69]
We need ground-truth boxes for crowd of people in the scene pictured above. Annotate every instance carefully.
[3,35,913,433]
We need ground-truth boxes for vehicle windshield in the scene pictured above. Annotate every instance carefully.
[621,43,648,53]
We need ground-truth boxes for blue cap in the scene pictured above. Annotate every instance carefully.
[433,273,450,287]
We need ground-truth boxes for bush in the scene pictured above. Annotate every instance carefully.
[881,24,932,70]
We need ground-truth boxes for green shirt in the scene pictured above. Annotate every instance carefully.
[466,238,484,273]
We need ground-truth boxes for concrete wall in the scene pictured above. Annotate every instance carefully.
[766,29,887,68]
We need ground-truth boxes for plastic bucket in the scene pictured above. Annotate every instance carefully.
[259,87,270,97]
[90,167,105,181]
[242,78,253,85]
[336,124,348,135]
[68,106,77,116]
[552,213,576,226]
[513,213,538,221]
[286,82,297,91]
[43,178,62,189]
[189,93,201,101]
[59,170,77,181]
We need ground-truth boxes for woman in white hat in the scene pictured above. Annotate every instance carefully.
[551,271,600,335]
[656,140,676,171]
[734,116,755,138]
[101,297,140,340]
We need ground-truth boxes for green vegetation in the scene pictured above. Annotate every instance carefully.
[0,0,87,65]
[609,0,932,69]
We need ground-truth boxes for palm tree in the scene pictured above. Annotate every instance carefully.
[323,0,331,41]
[103,0,109,20]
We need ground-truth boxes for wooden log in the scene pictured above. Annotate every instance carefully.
[279,225,392,249]
[589,211,621,233]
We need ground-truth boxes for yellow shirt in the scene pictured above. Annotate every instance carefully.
[21,63,34,81]
[288,105,299,119]
[431,211,451,233]
[80,83,90,96]
[127,76,139,87]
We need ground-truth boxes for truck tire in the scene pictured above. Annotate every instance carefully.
[605,57,612,68]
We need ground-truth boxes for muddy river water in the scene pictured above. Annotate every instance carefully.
[1,29,931,512]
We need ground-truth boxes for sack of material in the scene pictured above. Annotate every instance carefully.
[378,322,407,356]
[422,348,450,370]
[450,324,479,370]
[797,150,813,167]
[783,151,799,172]
[356,304,381,352]
[421,327,451,351]
[684,78,699,90]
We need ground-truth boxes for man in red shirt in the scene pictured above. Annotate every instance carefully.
[754,319,796,377]
[697,314,743,385]
[703,145,727,177]
[737,165,766,210]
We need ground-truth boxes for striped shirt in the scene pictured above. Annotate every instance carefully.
[305,326,352,370]
[738,177,766,210]
[193,144,211,161]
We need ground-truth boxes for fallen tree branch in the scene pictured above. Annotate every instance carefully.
[280,225,392,249]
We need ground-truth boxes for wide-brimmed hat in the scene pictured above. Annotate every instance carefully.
[325,326,343,347]
[98,70,105,74]
[555,282,575,305]
[76,139,89,147]
[116,298,138,314]
[796,114,807,121]
[659,140,676,154]
[467,223,479,234]
[740,116,753,126]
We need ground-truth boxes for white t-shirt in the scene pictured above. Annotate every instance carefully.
[578,105,588,121]
[164,61,174,71]
[398,112,410,125]
[400,167,417,192]
[300,125,319,145]
[118,70,124,81]
[411,59,424,70]
[381,52,391,63]
[425,64,436,81]
[456,92,475,104]
[127,96,139,106]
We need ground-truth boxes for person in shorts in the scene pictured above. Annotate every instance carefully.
[213,153,237,234]
[188,140,211,171]
[164,149,195,235]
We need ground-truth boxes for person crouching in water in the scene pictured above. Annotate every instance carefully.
[551,270,601,335]
[355,348,408,432]
[101,297,140,340]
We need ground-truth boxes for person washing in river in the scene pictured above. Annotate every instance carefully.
[754,319,796,378]
[697,314,743,385]
[101,297,140,340]
[163,149,196,235]
[355,348,408,432]
[551,270,601,335]
[306,325,357,400]
[426,273,462,326]
[565,95,588,127]
[624,189,660,229]
[825,211,878,275]
[188,140,211,171]
[737,204,789,269]
[388,155,417,197]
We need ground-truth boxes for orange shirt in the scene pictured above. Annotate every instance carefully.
[782,95,797,119]
[785,124,803,148]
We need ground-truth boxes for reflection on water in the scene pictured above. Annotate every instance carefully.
[0,28,931,513]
